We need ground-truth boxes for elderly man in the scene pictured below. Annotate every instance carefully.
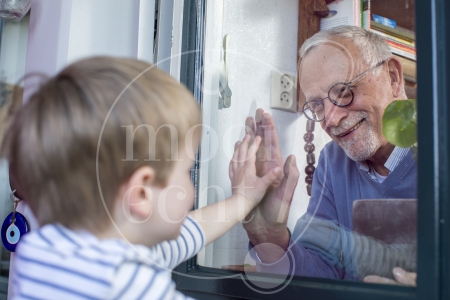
[241,26,417,285]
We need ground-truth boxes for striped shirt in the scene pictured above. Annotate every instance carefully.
[358,146,410,183]
[11,216,204,300]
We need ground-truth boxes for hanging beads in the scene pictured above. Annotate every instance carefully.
[304,120,316,196]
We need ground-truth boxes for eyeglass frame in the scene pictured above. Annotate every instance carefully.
[302,60,387,122]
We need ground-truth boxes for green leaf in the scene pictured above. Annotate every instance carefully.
[382,99,417,148]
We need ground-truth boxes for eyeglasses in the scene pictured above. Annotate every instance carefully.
[302,60,386,122]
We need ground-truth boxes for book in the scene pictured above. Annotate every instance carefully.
[388,46,416,61]
[362,0,370,30]
[372,13,396,28]
[320,0,361,31]
[361,1,416,61]
[371,29,415,47]
[373,29,417,61]
[371,21,415,42]
[386,39,416,54]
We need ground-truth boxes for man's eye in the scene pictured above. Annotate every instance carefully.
[309,100,322,110]
[307,101,324,117]
[334,87,352,99]
[340,91,352,98]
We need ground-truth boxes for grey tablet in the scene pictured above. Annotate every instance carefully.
[352,199,417,245]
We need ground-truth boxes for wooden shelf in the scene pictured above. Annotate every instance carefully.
[371,0,415,31]
[296,1,416,103]
[371,1,416,98]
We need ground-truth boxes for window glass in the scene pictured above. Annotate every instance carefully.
[0,13,30,279]
[196,0,417,290]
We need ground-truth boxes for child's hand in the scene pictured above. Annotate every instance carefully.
[229,134,281,206]
[189,134,282,246]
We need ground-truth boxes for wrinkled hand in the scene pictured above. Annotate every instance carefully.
[236,109,300,256]
[364,268,417,287]
[229,134,281,206]
[245,109,284,186]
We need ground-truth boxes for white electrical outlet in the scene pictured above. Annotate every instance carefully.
[270,71,297,112]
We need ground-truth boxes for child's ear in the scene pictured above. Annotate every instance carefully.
[386,57,405,99]
[123,166,157,222]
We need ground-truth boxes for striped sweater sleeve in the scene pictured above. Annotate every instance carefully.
[109,261,191,300]
[154,215,205,270]
[109,216,204,299]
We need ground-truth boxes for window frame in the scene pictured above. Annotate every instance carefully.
[175,0,448,299]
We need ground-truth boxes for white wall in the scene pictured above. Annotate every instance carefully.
[23,0,157,101]
[66,0,140,64]
[198,0,332,268]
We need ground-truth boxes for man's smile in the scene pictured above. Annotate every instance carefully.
[332,119,365,138]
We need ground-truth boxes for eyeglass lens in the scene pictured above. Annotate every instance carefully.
[329,83,353,106]
[303,83,353,121]
[304,100,324,121]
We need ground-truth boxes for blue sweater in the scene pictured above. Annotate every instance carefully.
[256,142,417,280]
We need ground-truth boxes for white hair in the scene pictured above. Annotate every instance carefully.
[299,26,392,75]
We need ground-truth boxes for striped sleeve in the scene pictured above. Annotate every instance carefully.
[109,261,195,300]
[154,216,205,269]
[109,262,161,299]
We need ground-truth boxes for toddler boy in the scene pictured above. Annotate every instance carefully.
[1,57,280,299]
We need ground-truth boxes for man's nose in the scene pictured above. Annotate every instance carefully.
[323,100,348,128]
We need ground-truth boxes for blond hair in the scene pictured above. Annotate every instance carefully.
[1,56,201,231]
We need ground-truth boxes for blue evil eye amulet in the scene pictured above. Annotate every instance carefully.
[1,190,29,252]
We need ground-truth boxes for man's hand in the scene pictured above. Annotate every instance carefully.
[364,268,417,287]
[246,109,284,186]
[191,135,280,246]
[234,109,300,263]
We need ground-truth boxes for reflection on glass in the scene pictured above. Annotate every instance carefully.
[197,0,416,289]
[0,0,31,21]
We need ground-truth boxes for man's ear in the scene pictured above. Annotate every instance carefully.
[122,166,157,222]
[386,57,405,99]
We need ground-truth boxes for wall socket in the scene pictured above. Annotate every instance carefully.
[270,71,297,113]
